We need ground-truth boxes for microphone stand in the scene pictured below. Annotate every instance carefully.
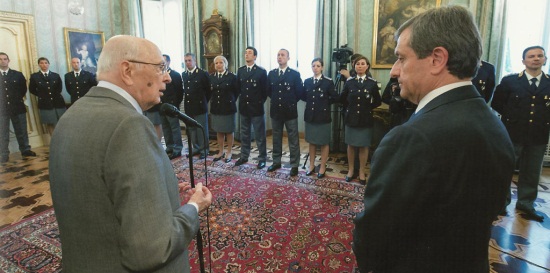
[185,125,206,273]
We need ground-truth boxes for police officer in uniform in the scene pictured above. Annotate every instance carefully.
[182,53,211,159]
[267,49,305,176]
[492,45,549,222]
[235,46,268,169]
[0,52,36,163]
[65,57,97,105]
[160,54,185,159]
[300,58,338,178]
[209,55,239,163]
[472,60,495,103]
[29,57,66,136]
[340,55,381,185]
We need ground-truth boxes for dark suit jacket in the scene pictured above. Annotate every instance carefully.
[0,69,27,116]
[267,68,304,121]
[49,86,199,272]
[209,71,239,115]
[340,77,382,127]
[64,70,98,104]
[29,71,65,109]
[492,71,550,145]
[182,68,211,116]
[353,85,515,273]
[160,68,184,107]
[300,75,338,124]
[472,61,496,103]
[237,64,268,117]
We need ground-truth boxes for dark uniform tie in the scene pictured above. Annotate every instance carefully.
[247,67,251,73]
[531,78,538,91]
[359,78,364,84]
[2,72,6,77]
[314,79,318,84]
[279,69,283,77]
[44,73,48,78]
[75,72,79,78]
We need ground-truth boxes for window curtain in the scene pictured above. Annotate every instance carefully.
[231,0,254,72]
[314,0,347,79]
[473,0,507,80]
[182,0,203,67]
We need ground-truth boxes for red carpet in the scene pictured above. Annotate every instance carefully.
[175,158,364,273]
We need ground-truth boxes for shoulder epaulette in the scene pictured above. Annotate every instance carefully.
[324,76,332,81]
[368,76,377,82]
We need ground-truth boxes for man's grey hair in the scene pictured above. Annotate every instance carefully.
[396,5,482,79]
[97,35,142,79]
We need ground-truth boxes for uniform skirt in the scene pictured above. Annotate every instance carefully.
[39,108,66,125]
[211,113,235,133]
[305,122,331,145]
[345,125,372,147]
[144,111,161,125]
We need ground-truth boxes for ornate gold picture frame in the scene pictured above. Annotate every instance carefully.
[372,0,441,68]
[64,28,105,73]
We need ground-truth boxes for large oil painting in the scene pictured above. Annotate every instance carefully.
[64,28,105,73]
[372,0,441,68]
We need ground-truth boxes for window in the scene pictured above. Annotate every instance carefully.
[253,0,317,79]
[501,0,550,76]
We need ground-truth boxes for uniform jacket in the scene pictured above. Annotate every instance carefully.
[353,85,515,273]
[492,71,550,145]
[64,70,98,104]
[209,71,239,115]
[300,75,338,124]
[49,86,199,273]
[29,71,65,109]
[0,69,27,116]
[340,76,381,128]
[182,68,210,116]
[160,68,184,107]
[472,61,496,103]
[267,67,304,121]
[237,64,268,117]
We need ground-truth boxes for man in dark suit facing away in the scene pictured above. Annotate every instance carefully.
[352,6,515,273]
[160,54,184,159]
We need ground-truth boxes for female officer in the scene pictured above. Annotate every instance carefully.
[300,58,338,178]
[209,55,239,163]
[340,55,381,184]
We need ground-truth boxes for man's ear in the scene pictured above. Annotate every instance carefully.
[120,61,134,86]
[430,46,449,75]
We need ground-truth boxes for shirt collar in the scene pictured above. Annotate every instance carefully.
[0,68,9,74]
[97,81,143,114]
[415,81,472,113]
[187,67,197,73]
[525,70,542,83]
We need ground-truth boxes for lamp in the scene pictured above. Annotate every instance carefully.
[68,0,84,15]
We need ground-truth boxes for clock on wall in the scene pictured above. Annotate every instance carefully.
[202,10,229,73]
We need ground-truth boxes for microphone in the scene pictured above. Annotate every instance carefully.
[160,103,202,128]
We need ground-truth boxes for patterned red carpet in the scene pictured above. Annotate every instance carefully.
[176,158,364,273]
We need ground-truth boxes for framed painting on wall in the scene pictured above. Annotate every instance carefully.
[372,0,441,68]
[64,28,105,73]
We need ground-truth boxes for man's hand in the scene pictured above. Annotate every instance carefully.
[189,183,212,212]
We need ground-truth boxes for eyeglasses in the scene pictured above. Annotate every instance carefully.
[127,60,167,75]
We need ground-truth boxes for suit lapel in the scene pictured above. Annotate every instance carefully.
[536,72,550,93]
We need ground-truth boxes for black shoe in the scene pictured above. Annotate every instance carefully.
[516,206,544,222]
[305,169,315,176]
[268,163,281,172]
[224,155,232,163]
[235,158,248,166]
[169,152,182,160]
[257,161,266,169]
[165,150,173,155]
[290,167,298,176]
[359,179,366,185]
[317,172,325,179]
[199,153,207,159]
[21,150,36,157]
[213,153,225,162]
[345,175,355,182]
